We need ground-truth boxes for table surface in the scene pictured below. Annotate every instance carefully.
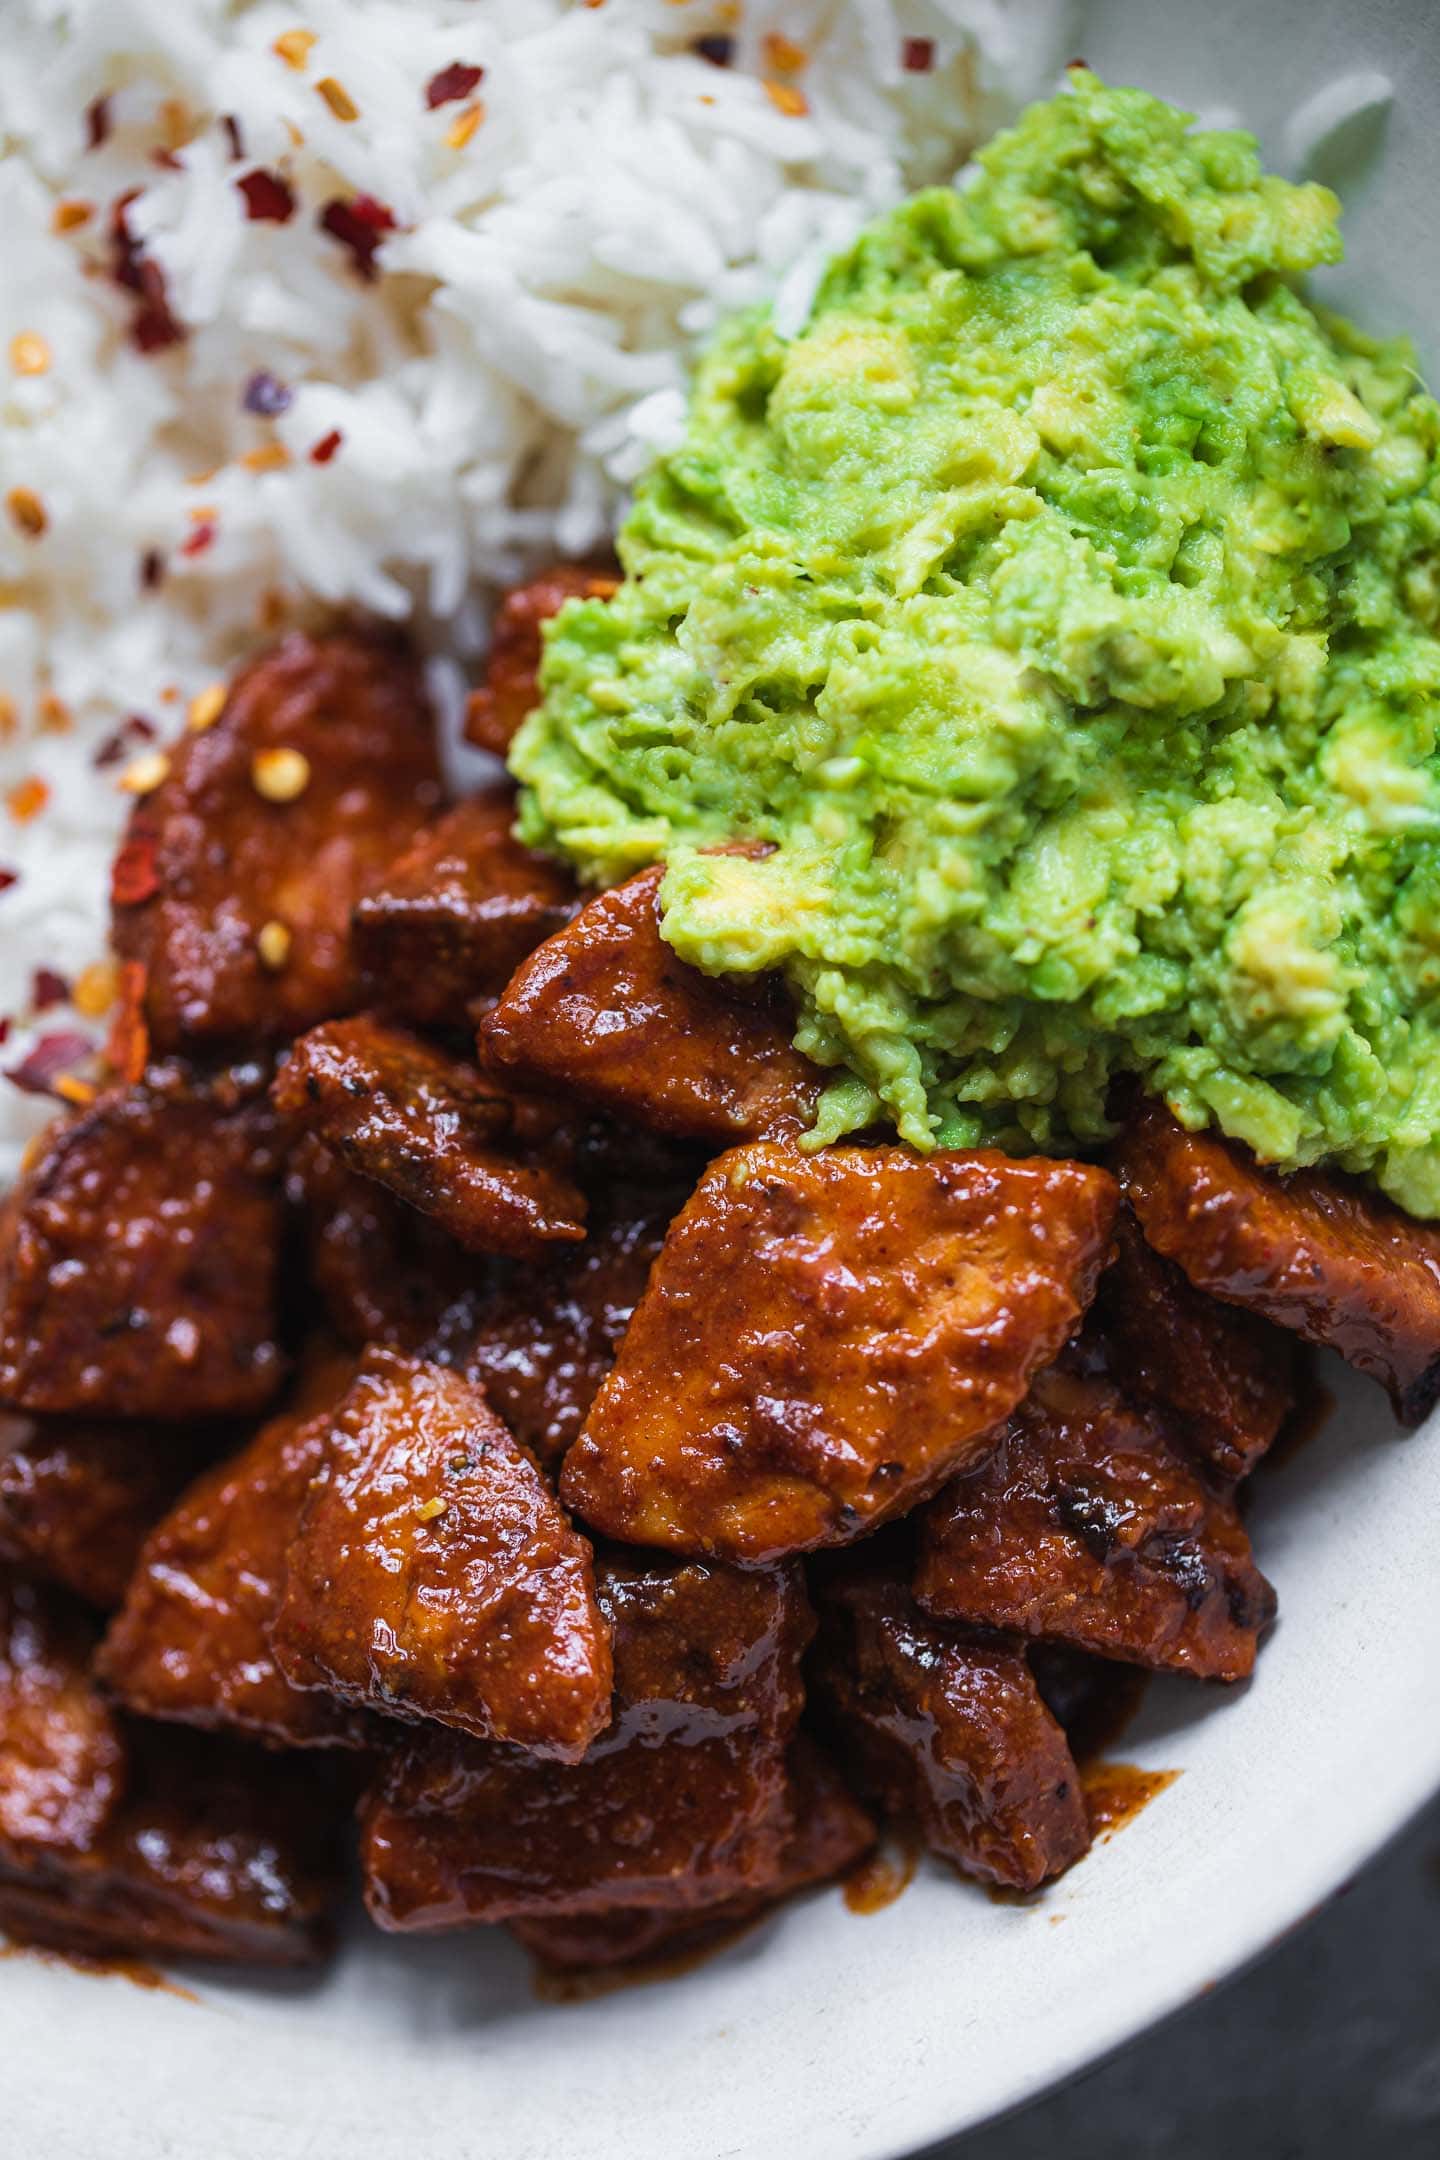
[937,1794,1440,2160]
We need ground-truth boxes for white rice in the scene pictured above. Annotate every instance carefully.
[0,0,1069,1177]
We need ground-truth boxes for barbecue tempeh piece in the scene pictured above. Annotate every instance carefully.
[465,564,619,757]
[561,1143,1118,1562]
[273,1016,586,1258]
[479,868,823,1144]
[508,1741,874,1970]
[0,1573,125,1861]
[353,789,577,1029]
[0,1066,284,1420]
[916,1361,1276,1682]
[812,1569,1090,1892]
[0,1719,345,1968]
[112,631,441,1053]
[360,1556,812,1930]
[273,1354,611,1759]
[97,1355,373,1749]
[1116,1102,1440,1424]
[0,1419,206,1611]
[1093,1210,1294,1481]
[460,1183,687,1469]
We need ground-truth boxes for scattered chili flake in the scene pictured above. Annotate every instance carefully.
[4,1031,96,1099]
[242,369,293,417]
[7,488,47,539]
[0,697,15,742]
[0,1020,8,1046]
[315,76,359,123]
[762,32,807,72]
[0,868,18,896]
[187,681,227,732]
[242,443,291,473]
[106,962,149,1085]
[902,36,936,72]
[38,695,71,734]
[73,959,119,1019]
[112,832,162,907]
[238,168,296,222]
[273,29,317,69]
[150,148,183,173]
[763,80,809,118]
[179,519,216,558]
[309,428,343,465]
[32,968,70,1013]
[693,35,734,65]
[93,715,155,769]
[109,192,185,352]
[6,776,49,824]
[318,194,395,281]
[251,746,311,802]
[415,1496,448,1524]
[10,332,51,377]
[445,102,485,151]
[426,61,484,108]
[119,750,171,796]
[85,95,113,151]
[222,114,245,161]
[140,549,165,590]
[52,199,92,236]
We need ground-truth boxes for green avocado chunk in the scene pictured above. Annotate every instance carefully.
[512,70,1440,1216]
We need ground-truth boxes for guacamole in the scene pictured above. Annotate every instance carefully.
[513,72,1440,1215]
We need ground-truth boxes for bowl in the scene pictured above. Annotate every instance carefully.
[6,0,1440,2153]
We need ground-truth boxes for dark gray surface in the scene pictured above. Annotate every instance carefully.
[933,1797,1440,2159]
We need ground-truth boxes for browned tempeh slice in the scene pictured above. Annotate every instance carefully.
[1093,1209,1294,1481]
[0,1717,346,1968]
[359,1556,811,1930]
[0,1572,125,1862]
[508,1741,875,1970]
[464,564,619,756]
[1116,1102,1440,1423]
[273,1016,586,1258]
[272,1353,611,1759]
[111,631,442,1053]
[97,1354,374,1749]
[812,1568,1090,1893]
[0,1418,206,1610]
[915,1361,1276,1682]
[353,788,578,1029]
[479,868,823,1143]
[0,1066,284,1420]
[560,1142,1118,1562]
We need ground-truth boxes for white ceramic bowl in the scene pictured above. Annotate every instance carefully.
[7,2,1440,2153]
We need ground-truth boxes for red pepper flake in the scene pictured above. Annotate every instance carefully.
[222,114,245,161]
[32,968,70,1012]
[179,519,216,557]
[93,714,157,770]
[309,428,343,465]
[112,831,162,907]
[0,1020,8,1048]
[318,193,395,282]
[85,94,113,151]
[425,62,484,108]
[109,191,185,353]
[693,35,734,66]
[150,148,182,172]
[242,369,292,417]
[0,868,17,896]
[140,548,165,590]
[4,1030,96,1099]
[7,776,49,824]
[902,36,936,72]
[106,962,149,1085]
[237,167,296,223]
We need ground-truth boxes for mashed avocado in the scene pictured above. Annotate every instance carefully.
[513,72,1440,1215]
